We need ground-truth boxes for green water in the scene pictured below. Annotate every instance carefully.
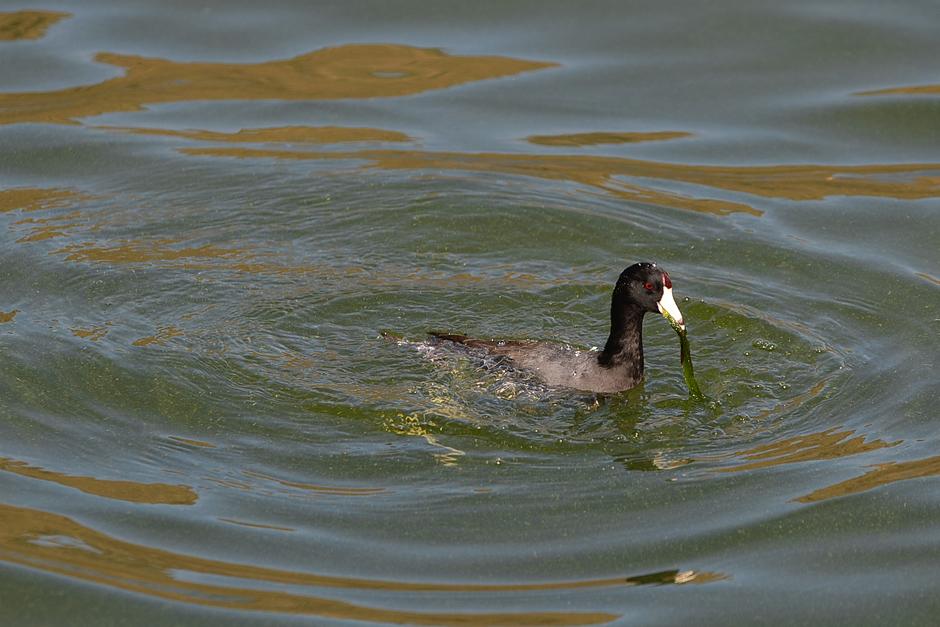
[1,1,939,625]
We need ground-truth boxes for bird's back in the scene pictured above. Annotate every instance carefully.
[430,333,641,393]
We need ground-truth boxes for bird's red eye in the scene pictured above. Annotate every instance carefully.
[643,281,654,291]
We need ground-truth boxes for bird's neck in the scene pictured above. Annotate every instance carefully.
[598,301,645,380]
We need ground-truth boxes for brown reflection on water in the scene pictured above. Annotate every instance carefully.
[0,188,96,244]
[0,502,725,623]
[149,258,578,289]
[0,187,85,213]
[132,325,184,347]
[0,10,69,41]
[242,470,387,497]
[0,44,556,125]
[13,211,82,243]
[167,435,216,449]
[527,131,691,146]
[180,147,756,215]
[0,457,196,505]
[721,427,899,473]
[102,125,412,145]
[749,378,830,424]
[180,147,940,215]
[857,84,940,96]
[0,310,18,323]
[218,517,296,532]
[915,271,940,286]
[797,455,940,503]
[72,324,111,342]
[0,189,261,273]
[0,504,728,604]
[58,241,243,264]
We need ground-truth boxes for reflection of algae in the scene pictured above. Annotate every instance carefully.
[102,125,412,145]
[218,517,296,532]
[187,261,578,287]
[0,188,93,244]
[797,455,940,502]
[0,187,85,213]
[133,325,184,347]
[0,457,196,505]
[180,147,940,215]
[0,44,556,125]
[208,477,254,491]
[729,378,832,431]
[0,310,18,323]
[722,427,899,472]
[527,131,691,146]
[13,212,81,243]
[72,324,111,342]
[0,504,612,625]
[181,147,755,215]
[916,271,940,286]
[0,502,729,594]
[242,470,386,496]
[857,84,940,96]
[0,503,726,624]
[167,435,216,449]
[1,190,254,270]
[58,241,243,263]
[0,10,69,41]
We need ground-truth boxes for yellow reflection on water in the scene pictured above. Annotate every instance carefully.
[180,147,758,215]
[0,10,69,41]
[132,325,184,347]
[0,457,197,505]
[0,188,262,272]
[0,310,18,323]
[915,271,940,286]
[57,241,243,263]
[722,427,899,472]
[0,44,556,125]
[0,187,85,213]
[71,324,111,341]
[102,125,412,144]
[857,84,940,96]
[0,188,95,244]
[218,517,296,532]
[13,211,81,243]
[242,470,387,496]
[167,435,216,449]
[0,500,725,623]
[797,455,940,503]
[179,147,940,215]
[527,131,692,146]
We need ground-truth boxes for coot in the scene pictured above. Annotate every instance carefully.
[431,262,684,393]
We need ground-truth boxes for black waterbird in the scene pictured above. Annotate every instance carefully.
[432,262,684,393]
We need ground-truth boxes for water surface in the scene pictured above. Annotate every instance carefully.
[1,1,938,625]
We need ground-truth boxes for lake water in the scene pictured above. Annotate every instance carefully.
[1,1,939,624]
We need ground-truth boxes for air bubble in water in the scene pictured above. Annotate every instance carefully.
[752,338,777,352]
